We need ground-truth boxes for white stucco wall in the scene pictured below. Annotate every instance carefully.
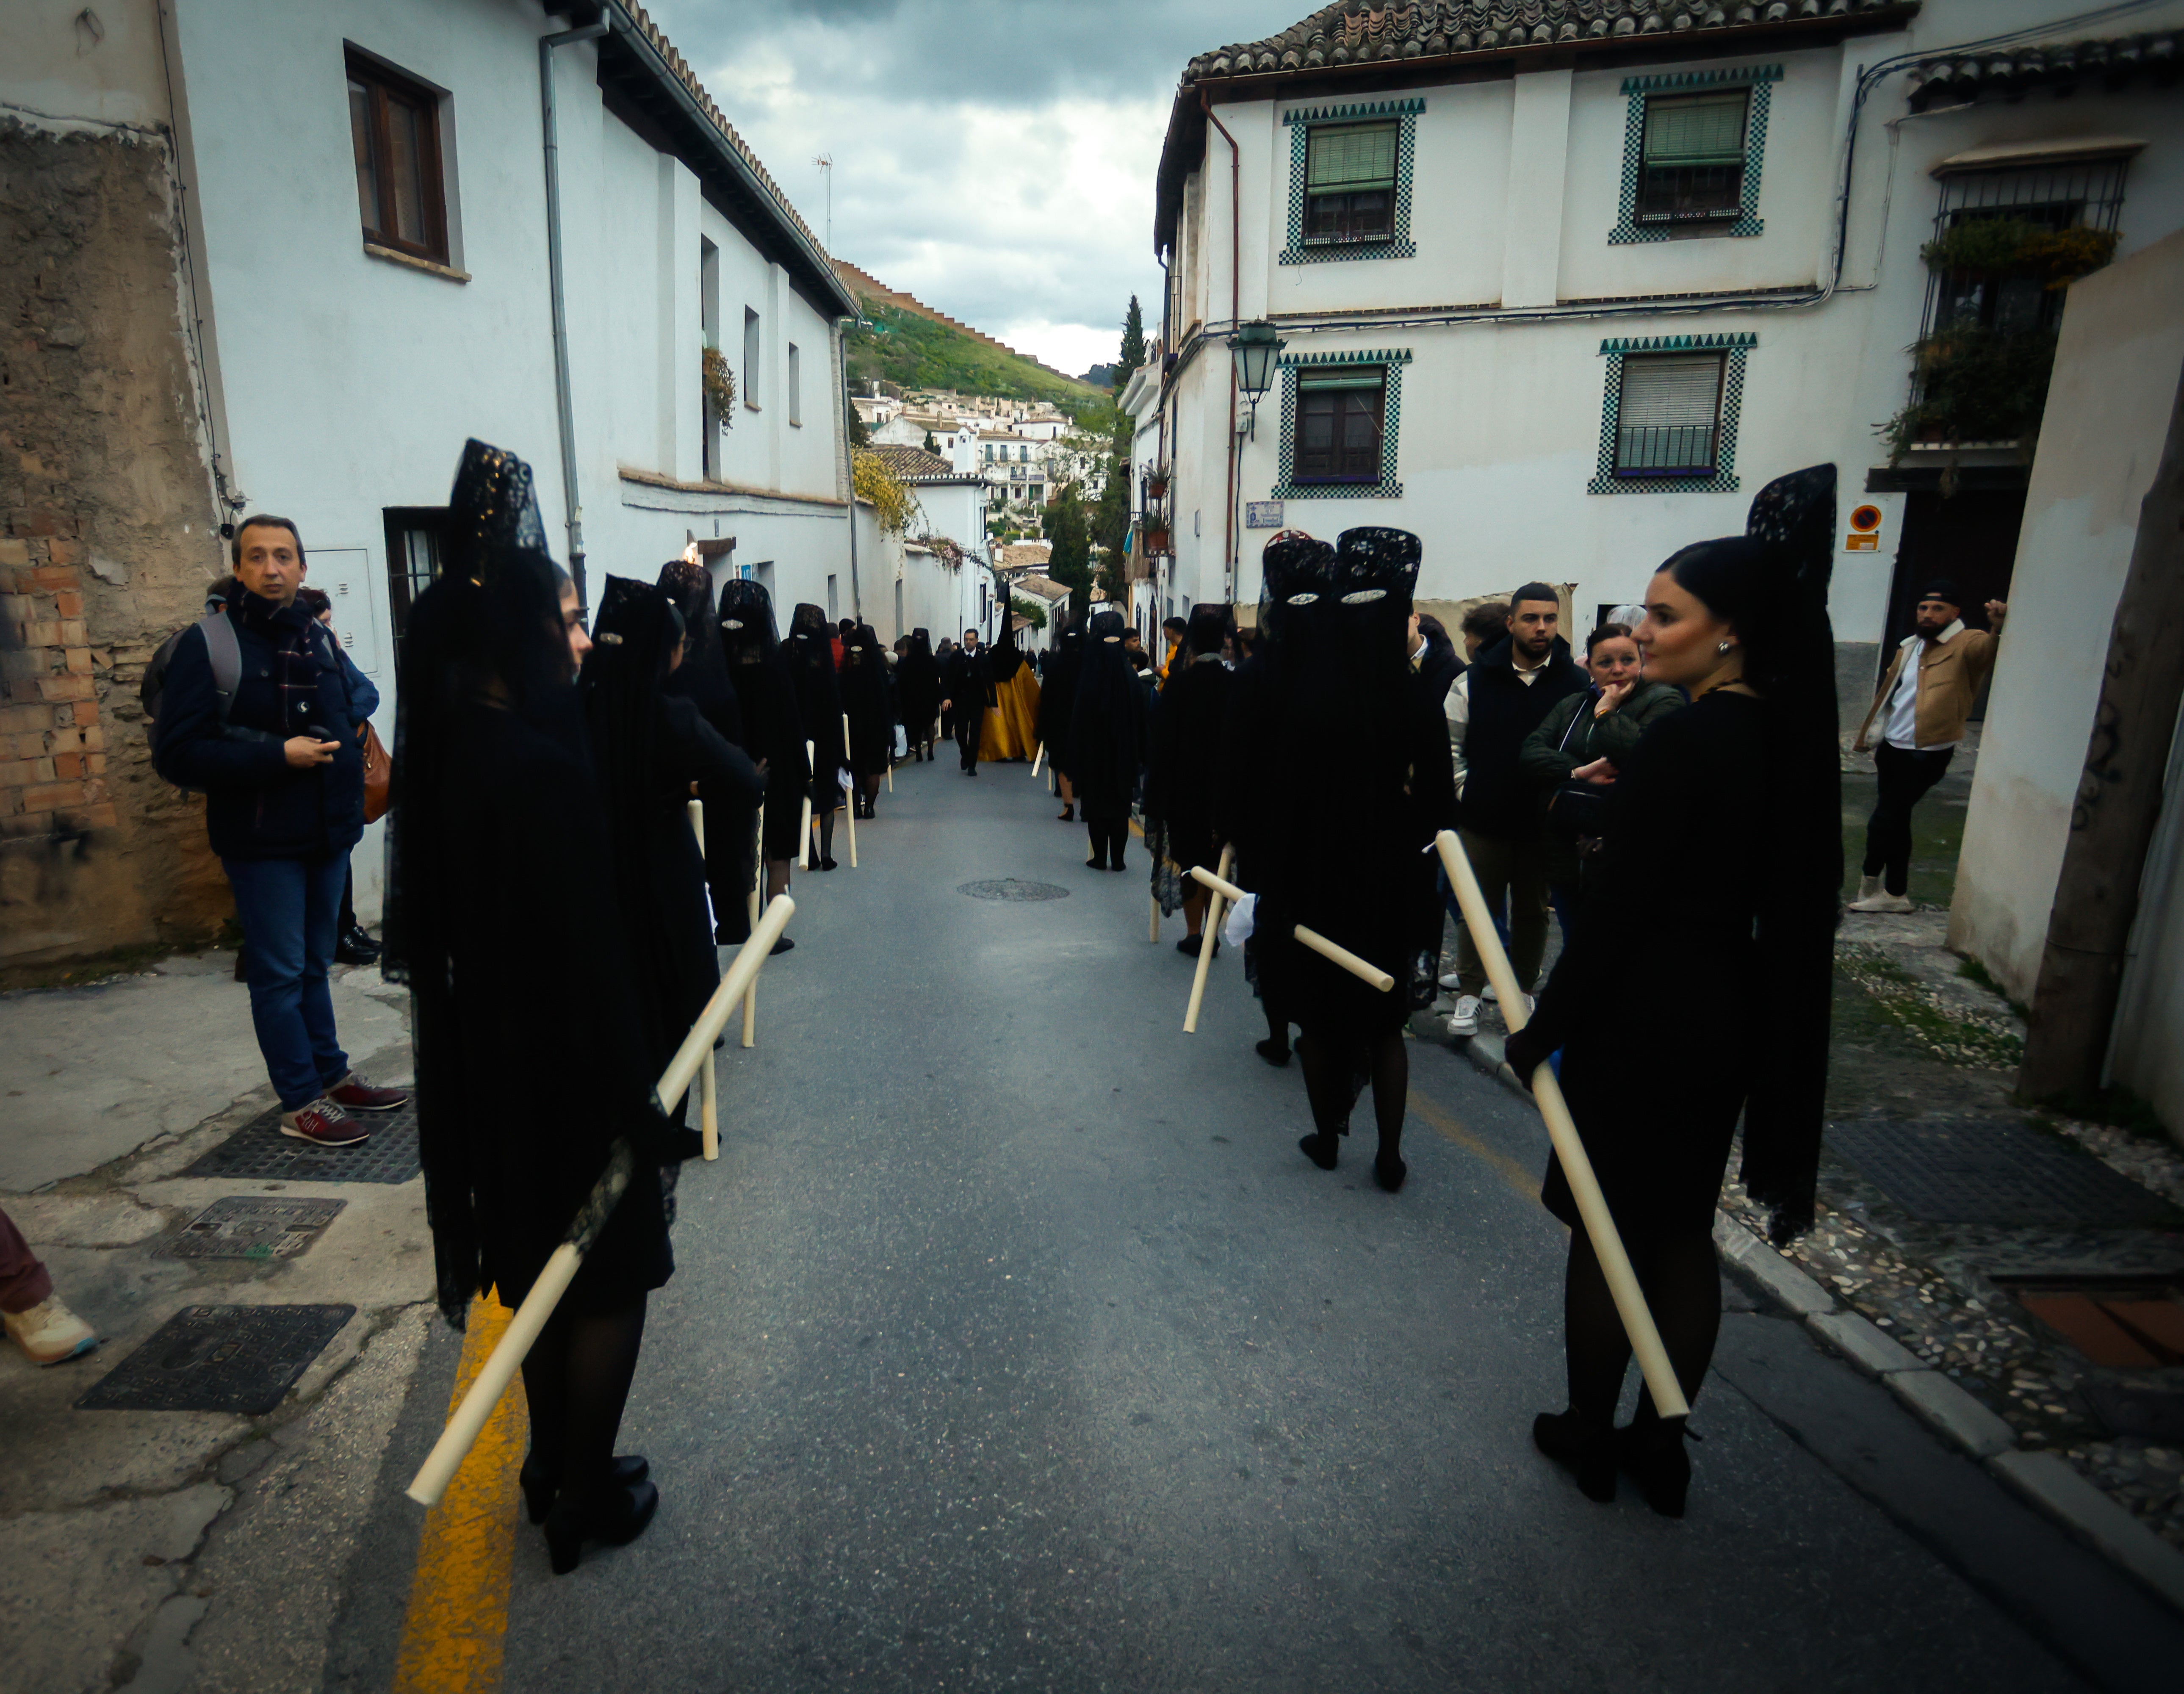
[1948,230,2184,1021]
[132,0,853,916]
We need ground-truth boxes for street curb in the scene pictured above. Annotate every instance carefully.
[1448,1027,2184,1615]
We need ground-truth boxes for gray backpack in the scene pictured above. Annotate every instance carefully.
[143,606,280,772]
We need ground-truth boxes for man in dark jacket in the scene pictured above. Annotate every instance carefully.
[1440,582,1587,1035]
[940,626,989,774]
[153,516,407,1147]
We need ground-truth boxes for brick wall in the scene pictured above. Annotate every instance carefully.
[0,120,229,970]
[1,536,115,836]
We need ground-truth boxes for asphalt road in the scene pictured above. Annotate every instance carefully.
[327,755,2174,1692]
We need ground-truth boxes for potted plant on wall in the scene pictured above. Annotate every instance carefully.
[703,346,736,427]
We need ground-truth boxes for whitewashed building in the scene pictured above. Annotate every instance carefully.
[861,446,993,643]
[3,0,858,928]
[1146,0,2184,703]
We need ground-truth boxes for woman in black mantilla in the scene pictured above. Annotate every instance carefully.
[1069,609,1146,871]
[1232,528,1454,1192]
[716,581,807,950]
[1144,603,1235,955]
[384,440,700,1575]
[1035,610,1084,821]
[898,627,942,762]
[840,623,891,818]
[1506,466,1840,1518]
[785,602,846,869]
[583,576,764,1070]
[657,559,755,942]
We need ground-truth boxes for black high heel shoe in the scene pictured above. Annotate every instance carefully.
[544,1475,661,1575]
[1254,1038,1292,1068]
[1533,1410,1617,1503]
[1372,1151,1407,1193]
[1298,1131,1340,1170]
[1617,1417,1695,1519]
[519,1452,650,1525]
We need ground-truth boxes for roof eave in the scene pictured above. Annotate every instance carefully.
[599,3,857,319]
[1153,4,1921,255]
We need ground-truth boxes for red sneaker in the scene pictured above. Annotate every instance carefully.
[326,1072,409,1112]
[280,1098,370,1147]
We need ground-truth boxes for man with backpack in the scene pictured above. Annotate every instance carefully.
[151,515,407,1147]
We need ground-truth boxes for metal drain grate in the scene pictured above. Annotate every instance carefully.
[179,1098,420,1185]
[76,1304,356,1414]
[1825,1116,2184,1227]
[958,878,1071,902]
[159,1197,346,1262]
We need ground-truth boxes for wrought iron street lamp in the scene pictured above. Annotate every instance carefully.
[1231,319,1285,439]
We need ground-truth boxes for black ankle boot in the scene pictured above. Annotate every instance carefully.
[1298,1131,1340,1170]
[1533,1410,1617,1503]
[544,1473,661,1575]
[1618,1417,1695,1518]
[519,1451,650,1525]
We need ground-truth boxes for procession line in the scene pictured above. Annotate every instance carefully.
[1408,1092,1542,1199]
[391,1295,525,1694]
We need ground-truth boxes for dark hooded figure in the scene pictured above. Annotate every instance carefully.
[1035,611,1085,821]
[898,627,942,761]
[1143,603,1235,954]
[716,580,807,947]
[385,440,698,1575]
[1070,609,1147,871]
[583,576,764,1071]
[840,622,891,818]
[785,602,846,870]
[1227,528,1454,1192]
[1504,466,1841,1521]
[657,559,754,938]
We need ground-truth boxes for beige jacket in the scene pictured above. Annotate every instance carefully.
[1854,621,2001,752]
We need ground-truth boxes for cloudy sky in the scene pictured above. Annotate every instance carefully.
[642,0,1283,377]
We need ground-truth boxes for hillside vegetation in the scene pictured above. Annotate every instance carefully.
[844,303,1104,418]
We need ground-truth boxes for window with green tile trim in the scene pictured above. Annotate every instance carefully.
[1608,65,1778,245]
[1305,122,1398,246]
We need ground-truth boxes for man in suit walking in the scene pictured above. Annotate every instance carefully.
[941,626,990,774]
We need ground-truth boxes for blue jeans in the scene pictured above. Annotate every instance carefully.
[223,852,352,1110]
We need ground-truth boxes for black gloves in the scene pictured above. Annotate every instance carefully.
[1502,1023,1556,1088]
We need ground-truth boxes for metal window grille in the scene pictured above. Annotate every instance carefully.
[1638,91,1747,223]
[1919,159,2129,337]
[1615,354,1725,476]
[1304,122,1398,244]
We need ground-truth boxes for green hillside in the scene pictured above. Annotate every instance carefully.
[844,304,1104,418]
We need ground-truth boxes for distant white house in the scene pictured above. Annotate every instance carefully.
[861,446,992,644]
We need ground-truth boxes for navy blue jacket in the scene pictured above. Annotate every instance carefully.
[152,584,371,861]
[1457,632,1587,840]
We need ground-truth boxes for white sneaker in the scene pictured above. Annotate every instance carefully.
[1438,971,1463,991]
[4,1296,99,1366]
[1848,890,1915,914]
[1446,995,1481,1038]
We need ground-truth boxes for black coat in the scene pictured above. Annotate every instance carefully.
[1143,653,1232,871]
[944,644,991,719]
[1069,631,1146,825]
[1457,634,1587,840]
[152,585,370,860]
[726,653,809,865]
[1035,633,1084,775]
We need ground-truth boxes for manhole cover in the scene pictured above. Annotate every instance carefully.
[76,1304,356,1414]
[179,1097,420,1185]
[1825,1116,2184,1227]
[159,1197,346,1262]
[958,879,1071,902]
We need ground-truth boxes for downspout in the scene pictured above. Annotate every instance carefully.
[1200,88,1240,600]
[841,316,862,620]
[540,20,608,611]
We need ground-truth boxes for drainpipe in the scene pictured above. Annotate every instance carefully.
[540,20,608,611]
[841,317,862,620]
[1200,89,1240,601]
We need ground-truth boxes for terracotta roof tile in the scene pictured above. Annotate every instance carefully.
[1908,29,2179,109]
[1183,2,1912,83]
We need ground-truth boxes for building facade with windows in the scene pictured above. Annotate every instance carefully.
[1144,0,2184,700]
[0,0,856,949]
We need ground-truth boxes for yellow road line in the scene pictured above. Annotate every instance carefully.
[392,1295,526,1694]
[1409,1091,1542,1199]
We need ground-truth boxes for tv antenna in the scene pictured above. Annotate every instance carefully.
[814,154,833,254]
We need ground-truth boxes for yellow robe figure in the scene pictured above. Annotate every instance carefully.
[980,661,1041,760]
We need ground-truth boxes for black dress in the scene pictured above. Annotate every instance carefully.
[898,635,941,747]
[1526,691,1769,1245]
[840,632,891,778]
[439,702,675,1312]
[727,654,809,868]
[642,695,764,1051]
[786,629,845,808]
[1035,628,1084,778]
[1070,617,1146,832]
[1143,653,1232,875]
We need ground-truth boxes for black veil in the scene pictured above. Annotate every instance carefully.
[989,605,1025,684]
[717,578,781,662]
[785,602,844,790]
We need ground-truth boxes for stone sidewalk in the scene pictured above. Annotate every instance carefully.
[0,950,432,1694]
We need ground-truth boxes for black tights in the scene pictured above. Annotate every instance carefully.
[1296,1028,1406,1157]
[814,806,836,864]
[521,1293,648,1494]
[1562,1229,1719,1432]
[1084,818,1127,868]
